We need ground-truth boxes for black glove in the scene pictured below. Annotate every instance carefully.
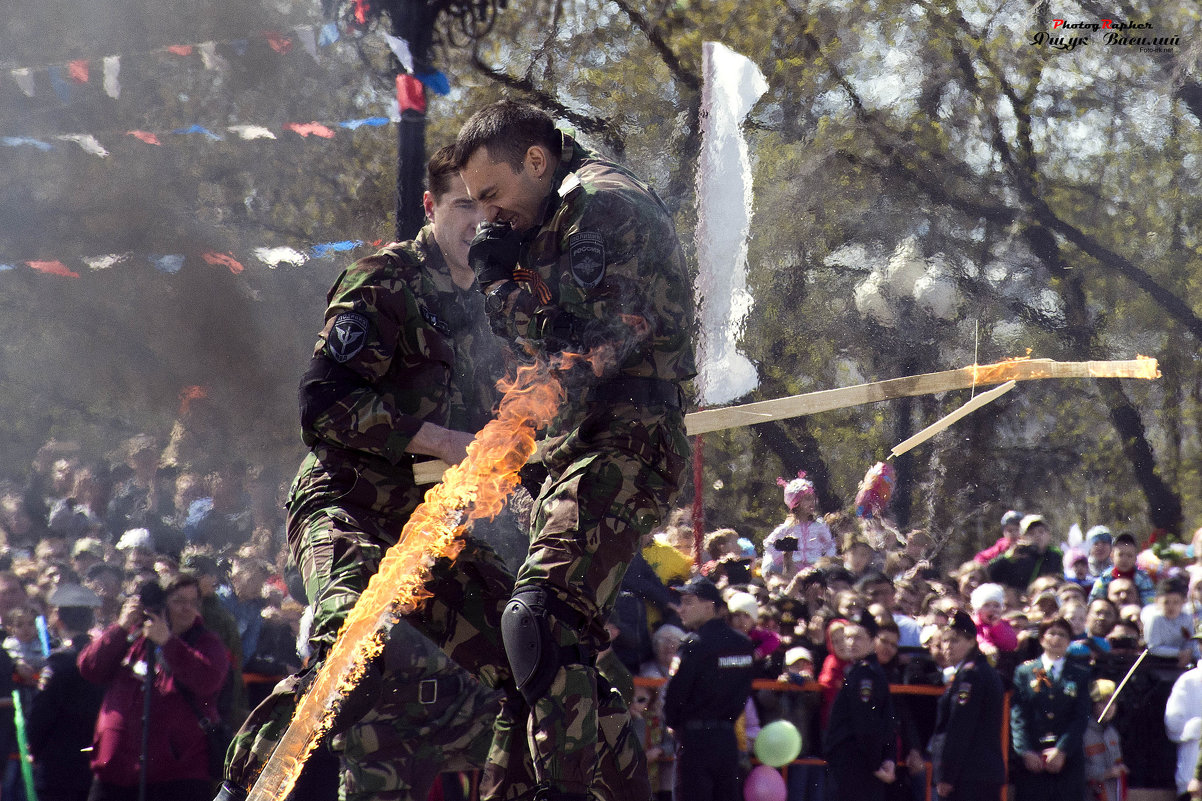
[468,221,522,286]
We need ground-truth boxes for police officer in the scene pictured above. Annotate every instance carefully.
[928,610,1004,801]
[822,611,897,801]
[27,583,105,801]
[1010,616,1091,801]
[217,146,521,801]
[455,99,695,801]
[663,577,755,801]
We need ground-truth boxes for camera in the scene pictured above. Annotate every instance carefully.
[138,579,166,618]
[774,535,799,553]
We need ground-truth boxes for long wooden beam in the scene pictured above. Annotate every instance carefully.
[414,357,1159,484]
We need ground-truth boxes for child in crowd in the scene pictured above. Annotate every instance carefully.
[2,604,45,682]
[1084,679,1127,801]
[1142,577,1196,666]
[970,583,1018,657]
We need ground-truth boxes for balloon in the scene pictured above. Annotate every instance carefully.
[743,764,787,801]
[753,719,802,767]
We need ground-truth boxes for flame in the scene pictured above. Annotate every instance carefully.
[246,360,564,801]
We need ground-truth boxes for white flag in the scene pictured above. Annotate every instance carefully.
[102,56,121,98]
[84,253,130,270]
[254,247,308,268]
[228,125,277,140]
[56,134,109,157]
[693,42,767,406]
[199,42,228,71]
[382,33,415,73]
[11,68,35,97]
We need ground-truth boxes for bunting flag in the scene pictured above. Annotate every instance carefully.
[283,122,335,138]
[55,134,109,156]
[102,56,120,98]
[383,33,414,73]
[253,247,308,267]
[68,60,89,83]
[126,130,161,145]
[11,68,34,97]
[2,238,379,280]
[415,70,450,96]
[28,260,79,278]
[83,253,130,270]
[3,113,393,157]
[3,27,341,106]
[396,74,426,114]
[202,251,245,274]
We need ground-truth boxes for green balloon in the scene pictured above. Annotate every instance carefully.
[754,720,802,767]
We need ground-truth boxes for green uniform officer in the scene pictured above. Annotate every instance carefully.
[455,100,696,801]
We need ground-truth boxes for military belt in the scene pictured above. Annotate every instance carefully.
[387,674,461,706]
[591,377,682,408]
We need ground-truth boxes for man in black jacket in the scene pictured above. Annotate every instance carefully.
[928,610,1005,801]
[663,576,755,801]
[823,611,897,801]
[27,583,106,801]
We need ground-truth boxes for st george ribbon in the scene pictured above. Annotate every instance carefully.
[245,361,564,801]
[694,41,768,407]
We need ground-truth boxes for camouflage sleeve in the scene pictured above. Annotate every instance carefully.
[301,255,441,462]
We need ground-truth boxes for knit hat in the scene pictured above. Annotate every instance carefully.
[727,591,760,619]
[970,583,1006,611]
[115,528,154,551]
[1001,510,1023,528]
[777,471,816,510]
[1086,525,1113,545]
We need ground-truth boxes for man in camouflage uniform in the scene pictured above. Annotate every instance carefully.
[455,101,695,801]
[216,146,525,801]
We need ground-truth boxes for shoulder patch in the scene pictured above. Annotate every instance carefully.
[569,231,606,289]
[956,682,972,705]
[327,311,369,363]
[859,678,873,702]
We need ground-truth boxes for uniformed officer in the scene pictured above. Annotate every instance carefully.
[822,612,897,801]
[928,610,1004,801]
[662,576,755,801]
[454,101,695,801]
[1010,615,1091,801]
[217,147,522,801]
[27,583,106,801]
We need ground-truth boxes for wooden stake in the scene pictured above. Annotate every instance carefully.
[412,357,1159,485]
[890,380,1016,458]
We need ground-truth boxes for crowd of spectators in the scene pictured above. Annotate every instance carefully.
[608,480,1202,801]
[2,432,1202,801]
[0,436,304,801]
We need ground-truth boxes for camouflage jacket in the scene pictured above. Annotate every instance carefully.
[492,132,697,438]
[289,226,503,525]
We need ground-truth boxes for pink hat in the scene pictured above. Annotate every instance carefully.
[777,471,816,510]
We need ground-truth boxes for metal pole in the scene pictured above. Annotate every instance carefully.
[139,646,156,801]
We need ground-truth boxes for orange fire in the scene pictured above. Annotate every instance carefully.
[246,360,564,801]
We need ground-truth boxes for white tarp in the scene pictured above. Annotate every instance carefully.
[694,42,767,407]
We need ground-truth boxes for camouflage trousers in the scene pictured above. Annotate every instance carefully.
[224,503,522,801]
[486,409,687,801]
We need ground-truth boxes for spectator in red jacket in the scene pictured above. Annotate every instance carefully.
[78,573,229,801]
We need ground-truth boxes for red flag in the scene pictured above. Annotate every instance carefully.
[396,74,426,114]
[166,45,194,56]
[126,130,162,145]
[284,122,335,139]
[67,60,89,83]
[202,251,245,274]
[27,260,79,278]
[263,32,293,53]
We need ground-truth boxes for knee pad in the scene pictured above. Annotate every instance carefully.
[502,586,559,704]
